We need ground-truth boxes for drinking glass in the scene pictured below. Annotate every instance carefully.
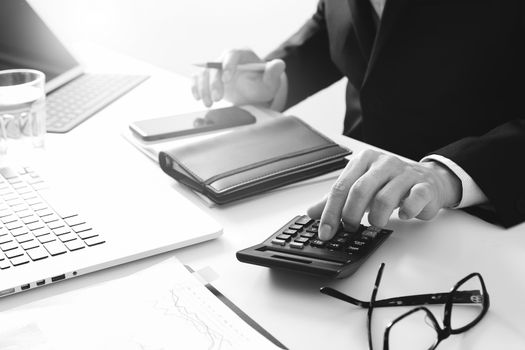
[0,69,46,157]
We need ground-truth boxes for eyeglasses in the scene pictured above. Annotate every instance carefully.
[320,263,490,350]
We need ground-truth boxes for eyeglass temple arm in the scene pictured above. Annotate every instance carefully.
[321,287,482,308]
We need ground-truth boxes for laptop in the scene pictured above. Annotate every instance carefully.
[0,157,223,298]
[0,0,149,133]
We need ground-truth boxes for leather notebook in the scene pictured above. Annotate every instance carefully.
[158,116,351,204]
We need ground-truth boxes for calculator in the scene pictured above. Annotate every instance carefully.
[236,215,392,279]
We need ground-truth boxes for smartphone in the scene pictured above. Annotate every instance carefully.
[129,106,257,141]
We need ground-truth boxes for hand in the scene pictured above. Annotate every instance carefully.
[307,149,462,240]
[191,49,287,109]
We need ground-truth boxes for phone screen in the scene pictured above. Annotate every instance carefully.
[129,106,256,141]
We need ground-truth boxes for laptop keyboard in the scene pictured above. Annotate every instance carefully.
[46,73,148,133]
[0,166,105,270]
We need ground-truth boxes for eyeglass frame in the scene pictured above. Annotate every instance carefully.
[320,263,490,350]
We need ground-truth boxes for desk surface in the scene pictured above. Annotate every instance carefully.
[2,45,525,350]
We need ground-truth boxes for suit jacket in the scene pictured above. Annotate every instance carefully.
[266,0,525,228]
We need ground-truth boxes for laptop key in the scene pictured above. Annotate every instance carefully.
[64,215,85,227]
[0,236,12,245]
[84,236,105,247]
[58,232,77,243]
[15,209,33,218]
[21,239,40,250]
[21,215,39,225]
[36,208,53,217]
[10,254,30,266]
[71,222,91,233]
[26,221,45,231]
[0,209,13,218]
[65,239,85,251]
[0,259,10,269]
[43,240,67,256]
[6,220,23,230]
[25,197,42,206]
[52,226,71,236]
[1,241,18,251]
[26,246,49,261]
[77,229,97,240]
[10,227,29,237]
[32,227,53,237]
[38,234,56,244]
[16,233,34,244]
[31,203,48,212]
[5,247,24,259]
[1,214,18,224]
[48,220,66,230]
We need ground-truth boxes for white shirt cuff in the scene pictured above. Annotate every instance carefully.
[421,154,488,208]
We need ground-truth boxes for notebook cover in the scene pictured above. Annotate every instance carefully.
[159,116,351,204]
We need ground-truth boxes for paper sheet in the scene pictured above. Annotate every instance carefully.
[0,258,280,350]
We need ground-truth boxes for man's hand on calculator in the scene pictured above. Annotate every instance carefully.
[307,149,462,240]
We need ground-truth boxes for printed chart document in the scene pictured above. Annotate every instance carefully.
[0,257,281,350]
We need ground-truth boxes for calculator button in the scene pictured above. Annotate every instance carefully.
[276,234,292,241]
[271,239,286,246]
[294,237,309,244]
[283,229,297,236]
[306,227,318,233]
[334,238,347,245]
[337,232,351,239]
[310,239,326,248]
[300,231,316,239]
[327,243,342,250]
[288,224,303,231]
[295,216,313,226]
[353,240,366,246]
[346,246,360,253]
[290,242,304,249]
[362,229,378,238]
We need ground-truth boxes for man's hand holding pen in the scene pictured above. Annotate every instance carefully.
[191,49,287,110]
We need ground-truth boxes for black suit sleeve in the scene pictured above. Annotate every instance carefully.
[265,0,343,109]
[433,119,525,228]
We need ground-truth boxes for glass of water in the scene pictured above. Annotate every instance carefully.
[0,69,46,157]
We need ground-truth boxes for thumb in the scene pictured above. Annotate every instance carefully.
[262,59,285,86]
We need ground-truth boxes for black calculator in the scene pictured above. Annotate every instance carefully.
[236,215,392,279]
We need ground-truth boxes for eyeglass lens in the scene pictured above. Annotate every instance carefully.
[387,308,439,350]
[449,274,485,330]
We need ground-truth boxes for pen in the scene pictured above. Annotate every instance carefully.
[193,62,266,72]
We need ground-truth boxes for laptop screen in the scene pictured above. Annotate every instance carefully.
[0,0,79,83]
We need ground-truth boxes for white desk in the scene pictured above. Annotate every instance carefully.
[2,46,525,350]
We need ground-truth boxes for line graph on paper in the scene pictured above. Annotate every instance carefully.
[0,259,279,350]
[130,283,252,350]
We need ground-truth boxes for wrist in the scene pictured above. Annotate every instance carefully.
[424,161,462,208]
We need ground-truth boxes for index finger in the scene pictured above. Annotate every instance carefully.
[318,160,369,240]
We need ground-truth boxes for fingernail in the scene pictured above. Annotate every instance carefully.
[319,224,332,240]
[222,70,231,83]
[211,90,220,101]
